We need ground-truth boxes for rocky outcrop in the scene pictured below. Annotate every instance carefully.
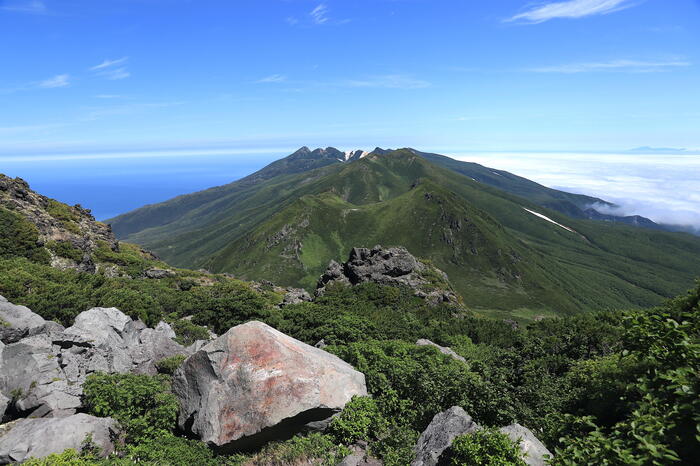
[316,246,459,305]
[411,406,480,466]
[0,299,188,419]
[500,423,552,466]
[173,321,367,452]
[0,174,119,273]
[416,339,466,363]
[0,414,117,464]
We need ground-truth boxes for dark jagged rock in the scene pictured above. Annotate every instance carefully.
[0,414,118,463]
[316,245,460,305]
[411,406,480,466]
[173,321,367,452]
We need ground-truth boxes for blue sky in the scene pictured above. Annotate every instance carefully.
[2,0,699,154]
[1,0,699,223]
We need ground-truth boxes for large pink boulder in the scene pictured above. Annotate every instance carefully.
[172,321,367,451]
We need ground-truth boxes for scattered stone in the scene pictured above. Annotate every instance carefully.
[416,339,466,363]
[500,423,553,466]
[340,441,383,466]
[281,288,312,306]
[0,414,118,464]
[314,339,327,349]
[144,268,176,279]
[411,406,480,466]
[173,321,367,452]
[316,246,459,305]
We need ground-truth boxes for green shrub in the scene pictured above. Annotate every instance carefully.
[228,433,350,466]
[23,449,98,465]
[448,428,526,466]
[0,207,50,264]
[169,317,211,346]
[155,354,187,375]
[121,432,216,465]
[46,240,84,262]
[82,373,179,442]
[328,396,388,444]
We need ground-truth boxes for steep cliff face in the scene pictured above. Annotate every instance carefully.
[0,174,147,275]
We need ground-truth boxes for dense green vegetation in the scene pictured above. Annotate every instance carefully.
[4,241,697,464]
[108,149,700,319]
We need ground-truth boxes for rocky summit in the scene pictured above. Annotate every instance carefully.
[0,175,118,273]
[317,245,460,305]
[173,321,367,452]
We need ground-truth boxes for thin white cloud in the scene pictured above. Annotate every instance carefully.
[90,57,129,71]
[256,74,287,83]
[38,74,70,88]
[1,0,47,14]
[344,74,431,89]
[529,59,690,73]
[506,0,636,24]
[91,57,130,80]
[101,68,130,80]
[310,3,329,24]
[285,16,299,26]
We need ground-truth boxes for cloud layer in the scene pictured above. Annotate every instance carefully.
[450,151,700,230]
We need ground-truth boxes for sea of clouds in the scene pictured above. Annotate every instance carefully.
[450,151,700,233]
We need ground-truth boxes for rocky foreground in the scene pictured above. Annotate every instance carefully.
[0,294,549,464]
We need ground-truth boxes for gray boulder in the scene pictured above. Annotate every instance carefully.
[411,406,480,466]
[0,299,47,344]
[416,339,466,363]
[0,334,79,418]
[500,423,552,466]
[0,392,8,422]
[130,324,189,375]
[173,321,367,452]
[0,414,117,463]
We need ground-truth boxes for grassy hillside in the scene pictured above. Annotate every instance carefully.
[107,150,700,318]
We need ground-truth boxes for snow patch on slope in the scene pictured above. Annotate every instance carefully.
[523,208,576,233]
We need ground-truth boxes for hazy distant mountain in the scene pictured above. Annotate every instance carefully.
[108,148,700,317]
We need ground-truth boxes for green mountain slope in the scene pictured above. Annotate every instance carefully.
[108,150,700,317]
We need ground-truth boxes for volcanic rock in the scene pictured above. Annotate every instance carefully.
[317,246,459,305]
